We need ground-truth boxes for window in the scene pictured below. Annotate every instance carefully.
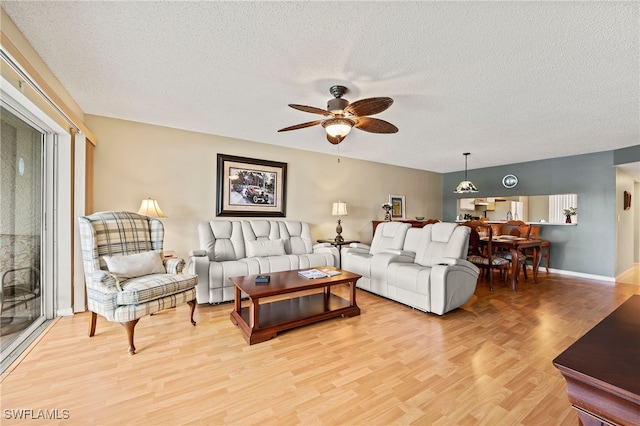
[549,194,578,224]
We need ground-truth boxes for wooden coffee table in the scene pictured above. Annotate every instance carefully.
[229,268,361,345]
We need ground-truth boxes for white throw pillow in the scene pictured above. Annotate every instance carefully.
[103,251,166,280]
[245,239,286,258]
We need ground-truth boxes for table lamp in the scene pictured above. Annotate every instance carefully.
[137,198,167,218]
[332,201,348,242]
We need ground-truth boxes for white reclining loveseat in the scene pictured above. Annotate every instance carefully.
[188,220,338,304]
[341,222,479,315]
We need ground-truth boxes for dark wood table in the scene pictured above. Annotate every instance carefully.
[229,268,361,345]
[553,295,640,426]
[482,237,545,291]
[372,219,439,233]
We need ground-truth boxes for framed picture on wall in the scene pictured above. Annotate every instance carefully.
[216,154,287,217]
[389,194,406,219]
[624,191,632,210]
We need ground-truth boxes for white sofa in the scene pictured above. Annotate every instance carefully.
[188,220,338,304]
[341,222,479,315]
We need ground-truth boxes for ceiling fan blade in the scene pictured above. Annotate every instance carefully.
[278,120,323,132]
[327,134,344,145]
[288,104,331,115]
[345,97,393,116]
[355,117,399,133]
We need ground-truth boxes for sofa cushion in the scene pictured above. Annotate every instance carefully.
[199,220,245,261]
[279,221,314,255]
[414,223,470,267]
[245,239,286,258]
[370,222,411,254]
[103,250,165,280]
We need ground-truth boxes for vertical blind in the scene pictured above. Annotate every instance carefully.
[549,194,577,223]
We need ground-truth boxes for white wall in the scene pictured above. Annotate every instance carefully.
[85,115,443,260]
[616,168,636,275]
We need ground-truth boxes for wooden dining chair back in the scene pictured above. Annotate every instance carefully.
[495,220,531,280]
[503,220,531,238]
[461,220,509,291]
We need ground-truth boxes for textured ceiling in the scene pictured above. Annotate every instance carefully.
[2,1,639,173]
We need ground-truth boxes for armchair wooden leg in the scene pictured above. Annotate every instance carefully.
[88,312,97,337]
[121,319,140,355]
[188,299,196,326]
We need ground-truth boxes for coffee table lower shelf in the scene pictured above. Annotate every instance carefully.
[230,292,360,345]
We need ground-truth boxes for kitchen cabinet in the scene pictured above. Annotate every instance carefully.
[458,198,475,211]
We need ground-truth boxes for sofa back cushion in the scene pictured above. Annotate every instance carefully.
[198,220,245,261]
[241,220,281,243]
[414,223,471,267]
[370,222,412,254]
[278,221,313,255]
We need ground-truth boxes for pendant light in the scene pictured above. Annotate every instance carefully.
[454,153,478,193]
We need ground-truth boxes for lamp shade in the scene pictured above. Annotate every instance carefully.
[332,201,348,217]
[455,180,479,193]
[137,198,167,218]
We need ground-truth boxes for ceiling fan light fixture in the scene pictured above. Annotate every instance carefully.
[454,152,479,193]
[323,118,354,138]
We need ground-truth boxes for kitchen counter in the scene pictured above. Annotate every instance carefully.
[455,220,576,226]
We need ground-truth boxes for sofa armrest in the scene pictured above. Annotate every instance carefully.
[91,270,121,292]
[429,258,480,315]
[164,257,186,274]
[312,244,339,267]
[381,249,416,258]
[433,257,477,268]
[348,242,371,251]
[187,253,212,304]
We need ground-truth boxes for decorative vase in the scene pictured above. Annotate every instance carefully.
[566,215,572,224]
[382,204,392,221]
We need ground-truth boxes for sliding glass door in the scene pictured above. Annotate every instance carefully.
[0,106,45,355]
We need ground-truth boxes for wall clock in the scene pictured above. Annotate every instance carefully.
[502,174,518,188]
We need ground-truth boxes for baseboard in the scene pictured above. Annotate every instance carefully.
[547,268,615,283]
[56,307,74,317]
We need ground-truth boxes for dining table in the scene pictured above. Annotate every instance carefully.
[481,235,547,291]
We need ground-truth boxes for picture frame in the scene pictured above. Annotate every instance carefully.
[624,191,632,211]
[216,154,287,217]
[389,194,406,219]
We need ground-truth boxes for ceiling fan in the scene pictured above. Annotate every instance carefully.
[278,85,398,145]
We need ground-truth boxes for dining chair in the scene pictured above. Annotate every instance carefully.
[496,220,531,279]
[528,225,550,273]
[461,220,509,291]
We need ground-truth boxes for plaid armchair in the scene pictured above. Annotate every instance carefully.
[78,211,197,354]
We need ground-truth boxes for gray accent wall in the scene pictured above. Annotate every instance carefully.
[443,151,617,278]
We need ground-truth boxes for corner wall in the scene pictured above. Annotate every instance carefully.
[85,115,443,259]
[443,151,617,278]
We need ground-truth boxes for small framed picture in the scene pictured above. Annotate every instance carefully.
[624,191,632,210]
[389,194,406,219]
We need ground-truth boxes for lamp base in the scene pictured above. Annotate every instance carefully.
[335,219,344,243]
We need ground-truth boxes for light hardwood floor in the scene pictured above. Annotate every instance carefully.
[1,267,639,425]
